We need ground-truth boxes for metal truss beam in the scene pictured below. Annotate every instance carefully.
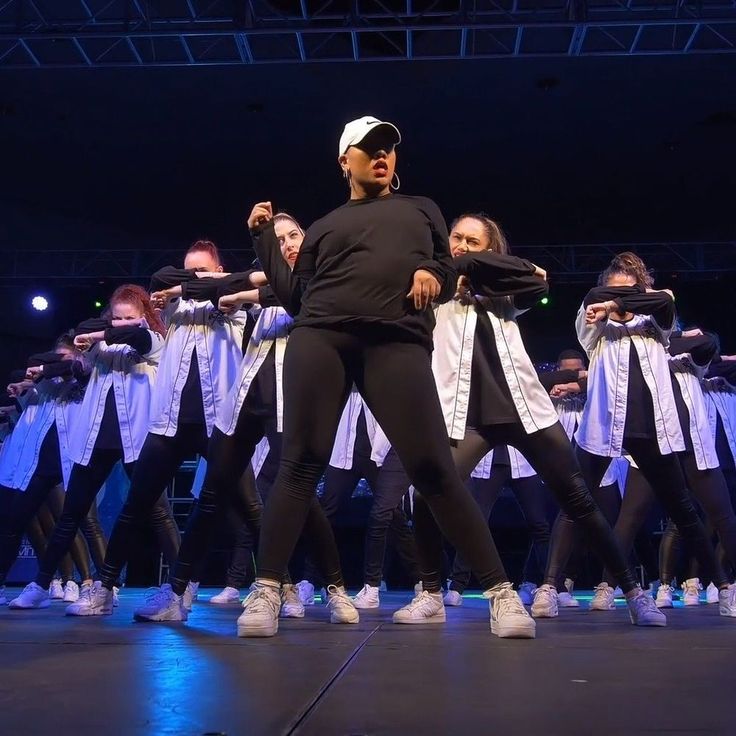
[1,0,735,66]
[1,242,733,285]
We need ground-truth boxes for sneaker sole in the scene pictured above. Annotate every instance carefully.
[210,598,241,605]
[9,600,51,609]
[655,601,673,609]
[530,606,558,618]
[280,609,306,619]
[353,601,380,609]
[632,617,667,627]
[392,611,446,625]
[330,612,360,624]
[491,621,536,639]
[66,607,113,616]
[237,621,278,637]
[589,604,616,611]
[133,612,188,622]
[559,601,580,608]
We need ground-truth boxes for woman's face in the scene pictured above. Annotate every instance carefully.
[275,218,304,268]
[112,300,144,321]
[184,251,223,273]
[449,217,490,258]
[341,136,396,194]
[57,346,76,361]
[606,272,637,288]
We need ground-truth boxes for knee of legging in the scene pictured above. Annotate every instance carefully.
[410,460,458,497]
[279,457,326,494]
[527,521,550,540]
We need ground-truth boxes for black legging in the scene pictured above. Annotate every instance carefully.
[256,326,503,591]
[99,423,246,590]
[414,422,638,594]
[549,442,728,590]
[449,470,551,593]
[35,448,179,589]
[658,455,736,585]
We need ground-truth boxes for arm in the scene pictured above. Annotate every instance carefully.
[416,198,457,305]
[669,332,718,367]
[37,359,89,381]
[181,270,256,303]
[454,251,548,309]
[103,326,154,354]
[149,266,199,292]
[537,369,579,393]
[584,286,675,328]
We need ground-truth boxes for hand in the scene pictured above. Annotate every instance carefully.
[455,275,471,298]
[577,369,588,380]
[7,381,31,398]
[585,301,614,324]
[681,328,703,338]
[532,264,547,281]
[25,366,43,380]
[550,382,581,398]
[721,355,736,362]
[247,201,273,230]
[218,293,245,315]
[74,334,94,351]
[407,269,441,310]
[150,289,176,310]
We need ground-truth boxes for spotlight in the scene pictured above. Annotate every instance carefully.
[31,295,49,312]
[94,300,103,309]
[540,297,550,306]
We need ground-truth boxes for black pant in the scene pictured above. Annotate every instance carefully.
[36,448,179,588]
[449,469,551,593]
[659,454,736,584]
[414,422,638,593]
[557,442,728,590]
[256,327,502,591]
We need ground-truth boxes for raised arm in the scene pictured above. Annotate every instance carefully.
[583,286,676,329]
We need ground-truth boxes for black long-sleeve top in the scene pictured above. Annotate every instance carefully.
[75,318,153,354]
[251,193,457,350]
[669,332,718,366]
[583,285,675,328]
[537,369,580,393]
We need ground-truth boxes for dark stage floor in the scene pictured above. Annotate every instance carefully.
[1,588,734,736]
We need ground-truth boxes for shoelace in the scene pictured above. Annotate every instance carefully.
[282,587,300,605]
[326,586,354,611]
[402,591,439,613]
[244,587,280,614]
[493,592,526,618]
[143,587,173,607]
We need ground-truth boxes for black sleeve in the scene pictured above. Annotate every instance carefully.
[251,220,310,316]
[182,271,257,303]
[583,286,675,327]
[454,251,548,309]
[669,333,718,366]
[38,360,88,381]
[149,266,198,292]
[257,285,283,308]
[706,361,736,382]
[27,351,66,367]
[75,317,112,335]
[414,198,458,304]
[8,369,26,383]
[103,327,153,354]
[537,369,579,392]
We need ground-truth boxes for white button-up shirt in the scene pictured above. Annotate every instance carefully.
[69,332,164,465]
[703,377,736,466]
[149,299,246,438]
[575,308,685,457]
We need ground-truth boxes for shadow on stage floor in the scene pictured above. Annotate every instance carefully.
[1,589,734,736]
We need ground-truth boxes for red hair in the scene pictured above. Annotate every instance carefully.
[110,283,165,337]
[186,239,221,267]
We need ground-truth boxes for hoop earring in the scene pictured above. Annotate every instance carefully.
[391,172,401,191]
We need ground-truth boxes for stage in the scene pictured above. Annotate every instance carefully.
[2,589,734,735]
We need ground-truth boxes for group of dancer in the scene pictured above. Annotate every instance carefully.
[1,115,736,640]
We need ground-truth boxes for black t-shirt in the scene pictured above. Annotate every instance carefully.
[94,389,122,450]
[623,345,656,440]
[669,375,694,452]
[252,194,457,350]
[177,347,206,425]
[467,305,518,428]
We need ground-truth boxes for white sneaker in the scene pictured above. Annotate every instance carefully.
[414,581,424,596]
[627,589,667,626]
[655,584,674,609]
[0,585,7,605]
[353,584,380,609]
[112,586,120,607]
[49,579,64,600]
[295,580,315,606]
[706,582,720,604]
[280,584,306,618]
[237,583,282,637]
[210,586,241,605]
[558,592,580,608]
[531,584,558,618]
[133,584,187,622]
[378,580,388,593]
[65,581,113,616]
[9,582,50,609]
[63,581,80,603]
[590,583,616,611]
[326,585,359,624]
[486,584,536,639]
[718,584,736,617]
[613,586,624,598]
[182,581,199,612]
[443,589,463,607]
[517,582,537,606]
[682,578,702,606]
[393,590,446,624]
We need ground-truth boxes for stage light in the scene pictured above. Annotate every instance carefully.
[31,295,49,312]
[540,296,550,306]
[94,300,103,309]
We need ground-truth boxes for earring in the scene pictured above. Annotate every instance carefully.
[391,172,401,191]
[343,169,350,180]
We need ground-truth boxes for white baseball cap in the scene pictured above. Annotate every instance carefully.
[338,116,401,156]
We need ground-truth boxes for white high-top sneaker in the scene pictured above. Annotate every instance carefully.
[718,584,736,617]
[530,584,558,618]
[655,584,675,609]
[517,582,537,606]
[0,585,7,605]
[326,585,359,624]
[486,584,536,639]
[280,584,306,618]
[134,584,188,622]
[682,578,702,606]
[112,586,120,607]
[627,589,667,626]
[393,590,446,624]
[182,581,199,612]
[49,579,64,600]
[63,581,80,603]
[706,582,720,604]
[590,583,616,611]
[443,588,463,607]
[9,582,50,609]
[210,586,241,605]
[237,583,282,637]
[65,581,114,616]
[294,580,315,605]
[353,584,380,609]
